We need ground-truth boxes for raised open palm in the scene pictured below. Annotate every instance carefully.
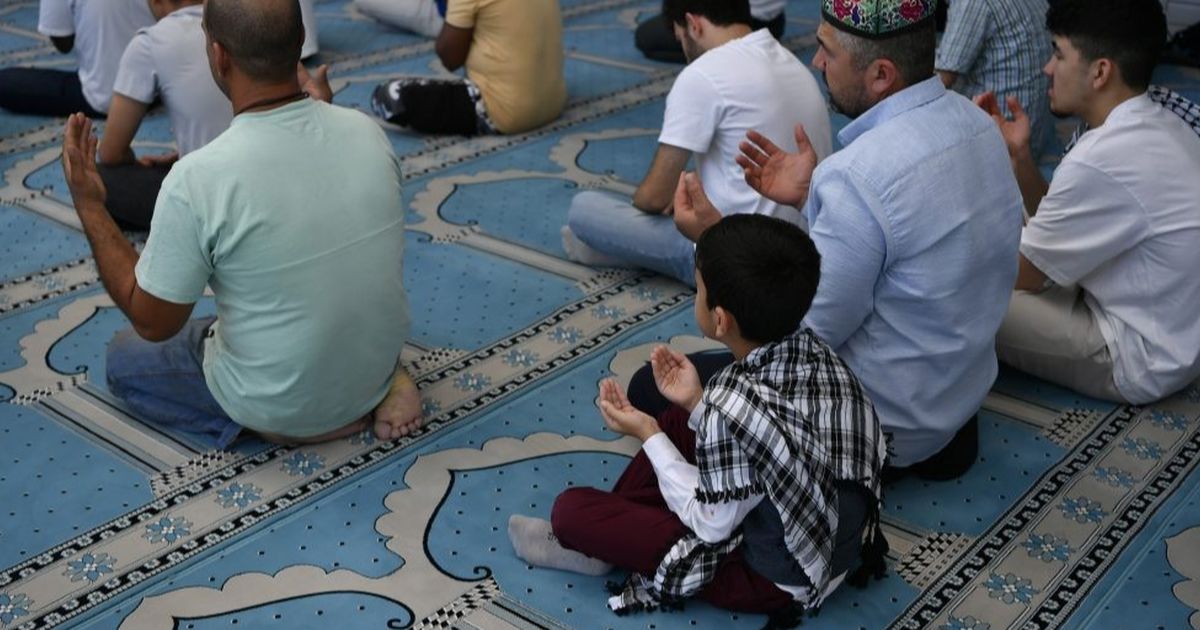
[736,124,818,208]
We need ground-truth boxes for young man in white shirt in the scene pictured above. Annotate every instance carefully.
[634,0,786,63]
[982,0,1200,403]
[0,0,153,117]
[561,0,831,287]
[96,0,234,229]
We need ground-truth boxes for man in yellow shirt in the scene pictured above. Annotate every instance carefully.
[370,0,566,135]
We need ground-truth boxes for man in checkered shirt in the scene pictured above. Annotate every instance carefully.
[936,0,1055,156]
[510,215,886,620]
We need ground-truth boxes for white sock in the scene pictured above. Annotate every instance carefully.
[508,515,613,576]
[560,226,630,268]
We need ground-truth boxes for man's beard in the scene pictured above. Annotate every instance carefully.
[823,72,870,119]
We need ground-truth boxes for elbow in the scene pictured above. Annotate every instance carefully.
[131,320,182,343]
[631,190,667,214]
[435,47,464,71]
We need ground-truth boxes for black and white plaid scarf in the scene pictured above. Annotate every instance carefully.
[1064,86,1200,154]
[608,329,887,615]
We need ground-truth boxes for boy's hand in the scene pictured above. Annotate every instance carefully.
[650,345,703,412]
[597,378,661,442]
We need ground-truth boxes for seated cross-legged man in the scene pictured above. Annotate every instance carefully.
[983,0,1200,404]
[562,0,831,287]
[935,0,1055,157]
[97,0,332,230]
[510,215,887,621]
[96,0,235,230]
[634,0,787,64]
[370,0,565,135]
[59,0,422,449]
[0,0,153,117]
[645,0,1025,480]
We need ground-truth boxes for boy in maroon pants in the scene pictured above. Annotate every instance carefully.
[509,214,887,620]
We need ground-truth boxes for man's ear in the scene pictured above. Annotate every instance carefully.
[1090,57,1116,91]
[866,58,901,99]
[684,12,703,39]
[210,40,231,75]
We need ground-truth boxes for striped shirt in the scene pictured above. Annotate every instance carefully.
[936,0,1054,154]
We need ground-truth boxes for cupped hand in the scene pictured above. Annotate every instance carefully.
[650,345,703,411]
[736,124,817,208]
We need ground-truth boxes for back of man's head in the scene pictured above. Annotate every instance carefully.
[694,215,820,345]
[204,0,304,83]
[662,0,752,28]
[1046,0,1167,91]
[834,20,936,88]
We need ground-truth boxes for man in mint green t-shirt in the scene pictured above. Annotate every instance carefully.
[58,0,421,448]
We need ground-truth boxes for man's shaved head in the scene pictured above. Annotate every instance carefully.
[204,0,304,82]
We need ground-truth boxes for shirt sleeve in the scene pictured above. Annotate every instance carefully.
[1020,160,1149,286]
[935,0,990,74]
[112,33,158,105]
[801,168,888,348]
[658,68,720,154]
[134,173,212,304]
[444,0,477,29]
[642,432,763,544]
[38,0,74,37]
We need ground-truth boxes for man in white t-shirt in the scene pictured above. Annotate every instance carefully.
[0,0,153,117]
[561,0,831,286]
[96,0,234,230]
[983,0,1200,403]
[635,0,787,64]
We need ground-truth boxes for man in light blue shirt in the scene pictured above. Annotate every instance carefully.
[58,0,422,448]
[663,0,1024,479]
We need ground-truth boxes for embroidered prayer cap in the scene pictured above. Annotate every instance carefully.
[822,0,937,39]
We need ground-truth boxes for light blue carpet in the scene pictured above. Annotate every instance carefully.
[2,1,1200,628]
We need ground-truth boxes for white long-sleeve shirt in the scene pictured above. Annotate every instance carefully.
[640,401,817,600]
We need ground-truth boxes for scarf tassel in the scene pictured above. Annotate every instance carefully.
[848,506,889,588]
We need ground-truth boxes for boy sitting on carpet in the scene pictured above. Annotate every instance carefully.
[508,213,888,620]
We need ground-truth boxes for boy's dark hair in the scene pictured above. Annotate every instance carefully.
[662,0,752,28]
[694,214,820,345]
[1046,0,1167,91]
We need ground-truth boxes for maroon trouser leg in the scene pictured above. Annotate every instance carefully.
[551,406,793,613]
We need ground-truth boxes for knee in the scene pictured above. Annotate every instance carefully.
[550,487,601,542]
[104,328,143,392]
[566,191,607,228]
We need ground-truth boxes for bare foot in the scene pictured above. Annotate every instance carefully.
[372,368,423,440]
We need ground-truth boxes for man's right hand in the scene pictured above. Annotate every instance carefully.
[650,345,703,412]
[298,62,333,103]
[974,91,1032,159]
[61,113,108,210]
[736,124,818,208]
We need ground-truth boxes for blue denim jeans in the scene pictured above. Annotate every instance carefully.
[567,190,697,286]
[106,317,242,449]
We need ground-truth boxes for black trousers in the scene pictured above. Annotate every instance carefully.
[371,78,483,135]
[0,68,103,117]
[634,12,787,64]
[626,350,980,481]
[98,163,173,230]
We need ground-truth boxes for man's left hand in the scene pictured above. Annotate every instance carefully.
[298,62,333,103]
[673,172,722,242]
[61,113,107,210]
[597,378,661,442]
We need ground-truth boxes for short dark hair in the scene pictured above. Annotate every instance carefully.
[834,19,936,87]
[694,215,821,344]
[1046,0,1167,91]
[204,0,304,82]
[662,0,752,28]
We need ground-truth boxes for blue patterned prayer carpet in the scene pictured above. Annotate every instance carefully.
[3,0,1200,628]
